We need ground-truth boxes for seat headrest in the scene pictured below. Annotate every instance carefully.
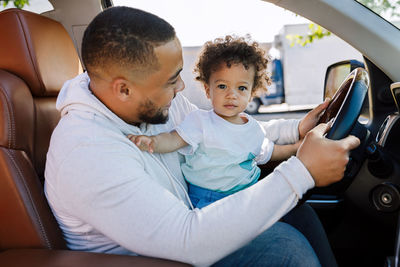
[0,8,82,96]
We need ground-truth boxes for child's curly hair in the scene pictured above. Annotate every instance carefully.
[194,35,271,96]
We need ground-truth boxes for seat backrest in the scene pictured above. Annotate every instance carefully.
[0,8,82,250]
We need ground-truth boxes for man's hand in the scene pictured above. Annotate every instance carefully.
[298,99,330,139]
[128,135,155,153]
[297,123,360,187]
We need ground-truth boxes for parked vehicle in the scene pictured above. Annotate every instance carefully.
[245,58,285,114]
[1,0,400,266]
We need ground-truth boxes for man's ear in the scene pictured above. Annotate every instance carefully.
[111,78,133,101]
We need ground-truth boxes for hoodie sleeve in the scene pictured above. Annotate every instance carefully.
[57,140,314,266]
[258,119,300,145]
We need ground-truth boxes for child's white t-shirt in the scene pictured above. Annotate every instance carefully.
[175,109,274,194]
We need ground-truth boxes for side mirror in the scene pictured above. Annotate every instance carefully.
[324,60,369,118]
[324,60,365,100]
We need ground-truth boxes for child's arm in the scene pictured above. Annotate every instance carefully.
[270,142,301,161]
[128,131,188,153]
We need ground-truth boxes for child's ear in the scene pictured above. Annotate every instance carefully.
[204,84,211,99]
[111,78,133,101]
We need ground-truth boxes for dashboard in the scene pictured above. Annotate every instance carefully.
[346,93,400,224]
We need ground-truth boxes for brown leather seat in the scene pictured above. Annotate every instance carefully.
[0,7,80,251]
[0,8,188,266]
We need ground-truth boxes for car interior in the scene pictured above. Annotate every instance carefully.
[265,1,400,267]
[0,6,188,267]
[1,0,400,266]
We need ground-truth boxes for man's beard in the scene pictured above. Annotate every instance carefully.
[138,99,169,124]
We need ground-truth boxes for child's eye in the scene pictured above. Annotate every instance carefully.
[217,84,226,89]
[238,86,247,91]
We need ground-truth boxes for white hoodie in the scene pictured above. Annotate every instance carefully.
[44,72,314,266]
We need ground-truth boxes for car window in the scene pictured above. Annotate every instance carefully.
[355,0,400,29]
[113,0,362,114]
[0,0,53,14]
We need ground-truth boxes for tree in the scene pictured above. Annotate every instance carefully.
[286,23,331,47]
[358,0,400,18]
[1,0,29,9]
[287,0,400,47]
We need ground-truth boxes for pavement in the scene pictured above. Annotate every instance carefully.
[259,103,317,113]
[254,103,316,121]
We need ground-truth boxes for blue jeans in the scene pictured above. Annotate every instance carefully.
[188,183,229,209]
[189,184,337,266]
[212,221,321,267]
[282,204,337,267]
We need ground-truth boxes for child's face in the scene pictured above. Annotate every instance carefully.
[205,63,255,123]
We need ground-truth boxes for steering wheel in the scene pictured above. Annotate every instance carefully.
[297,68,370,205]
[318,67,369,140]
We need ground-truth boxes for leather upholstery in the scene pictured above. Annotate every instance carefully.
[0,70,34,153]
[0,147,66,250]
[34,97,62,179]
[0,8,189,266]
[0,8,82,96]
[0,8,81,250]
[0,8,82,180]
[0,249,189,267]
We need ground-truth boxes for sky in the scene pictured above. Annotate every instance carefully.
[114,0,310,46]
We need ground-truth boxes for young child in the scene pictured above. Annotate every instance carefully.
[129,35,302,208]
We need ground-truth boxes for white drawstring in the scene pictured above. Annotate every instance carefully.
[149,153,194,210]
[124,126,194,210]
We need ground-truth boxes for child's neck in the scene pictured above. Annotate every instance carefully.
[215,112,248,124]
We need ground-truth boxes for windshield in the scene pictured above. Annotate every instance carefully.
[113,0,308,47]
[0,0,53,13]
[356,0,400,29]
[112,0,362,112]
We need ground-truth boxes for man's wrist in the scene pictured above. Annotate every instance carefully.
[278,156,315,197]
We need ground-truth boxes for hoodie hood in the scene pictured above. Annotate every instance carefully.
[56,72,144,135]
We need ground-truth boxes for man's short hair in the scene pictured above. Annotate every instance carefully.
[82,6,176,76]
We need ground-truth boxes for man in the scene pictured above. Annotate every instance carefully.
[45,6,359,266]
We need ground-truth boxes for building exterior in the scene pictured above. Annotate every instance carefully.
[276,24,363,106]
[181,23,364,110]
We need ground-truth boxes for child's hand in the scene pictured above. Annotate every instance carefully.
[298,98,330,139]
[293,140,302,151]
[127,135,155,153]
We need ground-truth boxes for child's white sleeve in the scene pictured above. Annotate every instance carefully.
[174,111,203,155]
[255,138,275,165]
[258,119,300,145]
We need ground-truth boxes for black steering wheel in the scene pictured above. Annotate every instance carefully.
[298,68,370,205]
[318,67,369,140]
